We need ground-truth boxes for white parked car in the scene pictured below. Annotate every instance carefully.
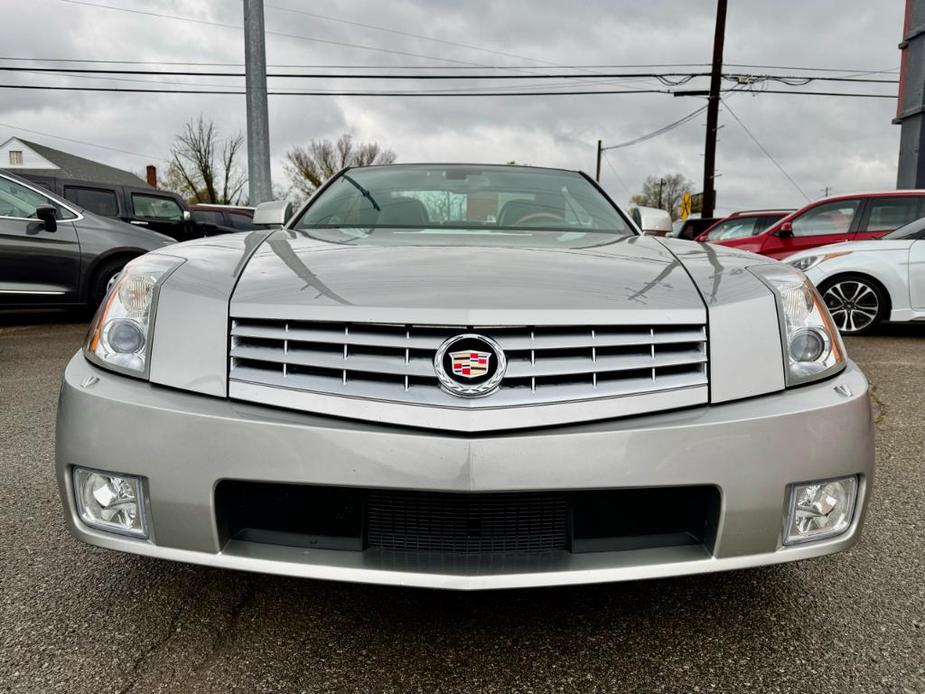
[788,216,925,334]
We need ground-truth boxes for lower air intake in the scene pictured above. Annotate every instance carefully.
[366,490,569,554]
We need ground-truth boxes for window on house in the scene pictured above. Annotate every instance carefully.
[9,150,23,165]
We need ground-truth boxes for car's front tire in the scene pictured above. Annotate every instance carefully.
[89,257,134,308]
[818,274,889,335]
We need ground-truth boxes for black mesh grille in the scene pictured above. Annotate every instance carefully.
[366,490,568,554]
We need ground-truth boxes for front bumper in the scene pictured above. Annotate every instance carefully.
[56,354,874,590]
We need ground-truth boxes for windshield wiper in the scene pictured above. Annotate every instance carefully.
[342,174,380,211]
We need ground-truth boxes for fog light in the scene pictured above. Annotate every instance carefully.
[784,476,857,545]
[73,467,148,538]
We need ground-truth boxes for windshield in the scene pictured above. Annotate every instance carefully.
[882,215,925,240]
[704,216,759,241]
[293,165,631,240]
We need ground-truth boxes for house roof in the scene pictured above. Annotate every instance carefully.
[1,137,149,187]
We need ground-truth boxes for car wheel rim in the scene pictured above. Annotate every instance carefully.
[823,281,879,333]
[106,272,121,293]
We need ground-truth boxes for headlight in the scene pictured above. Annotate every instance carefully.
[788,251,851,272]
[751,264,845,386]
[84,254,183,378]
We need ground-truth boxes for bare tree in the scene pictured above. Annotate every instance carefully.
[630,173,696,220]
[164,116,247,204]
[285,134,396,197]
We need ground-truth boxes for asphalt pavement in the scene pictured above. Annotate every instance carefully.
[1,314,923,694]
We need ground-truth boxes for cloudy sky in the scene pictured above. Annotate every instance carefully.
[0,0,905,213]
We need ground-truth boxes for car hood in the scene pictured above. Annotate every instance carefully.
[787,238,914,261]
[229,229,707,324]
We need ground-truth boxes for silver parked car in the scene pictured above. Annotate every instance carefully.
[56,164,873,590]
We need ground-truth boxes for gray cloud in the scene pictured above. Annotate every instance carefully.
[0,0,904,212]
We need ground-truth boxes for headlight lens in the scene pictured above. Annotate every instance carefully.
[788,255,822,272]
[84,254,183,378]
[788,251,851,272]
[751,264,845,386]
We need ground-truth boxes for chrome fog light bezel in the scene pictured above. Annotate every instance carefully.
[783,475,858,546]
[72,466,149,539]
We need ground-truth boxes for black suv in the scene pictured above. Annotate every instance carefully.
[17,173,208,242]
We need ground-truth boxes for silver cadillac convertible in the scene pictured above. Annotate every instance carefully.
[56,164,873,590]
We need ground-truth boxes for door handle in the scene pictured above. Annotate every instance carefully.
[129,220,148,226]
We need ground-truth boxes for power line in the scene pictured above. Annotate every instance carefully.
[0,84,671,96]
[55,0,495,68]
[720,98,810,201]
[0,66,898,84]
[266,4,674,93]
[601,152,633,199]
[602,106,709,150]
[47,0,680,94]
[0,56,901,74]
[735,88,895,99]
[725,62,899,74]
[0,66,711,80]
[11,68,663,95]
[264,3,575,69]
[722,73,896,85]
[0,83,896,98]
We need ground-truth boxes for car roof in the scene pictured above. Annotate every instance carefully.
[811,190,925,201]
[347,162,582,175]
[727,209,794,216]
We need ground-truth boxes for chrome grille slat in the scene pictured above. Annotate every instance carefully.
[495,329,706,351]
[230,344,436,378]
[229,318,709,411]
[230,323,443,350]
[504,349,707,379]
[229,365,707,407]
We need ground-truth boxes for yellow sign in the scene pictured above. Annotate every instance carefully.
[680,191,692,221]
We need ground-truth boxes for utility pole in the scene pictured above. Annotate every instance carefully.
[896,0,925,188]
[244,0,272,204]
[595,139,603,181]
[701,0,727,217]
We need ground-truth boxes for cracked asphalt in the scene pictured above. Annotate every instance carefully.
[1,314,923,694]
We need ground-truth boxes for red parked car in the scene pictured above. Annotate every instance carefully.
[709,191,925,259]
[695,209,792,243]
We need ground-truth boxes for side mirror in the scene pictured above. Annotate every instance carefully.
[183,210,192,222]
[776,221,794,238]
[35,206,57,232]
[253,200,295,227]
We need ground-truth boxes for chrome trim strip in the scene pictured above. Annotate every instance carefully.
[229,380,709,432]
[0,289,67,295]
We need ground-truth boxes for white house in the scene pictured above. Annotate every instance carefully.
[0,136,148,187]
